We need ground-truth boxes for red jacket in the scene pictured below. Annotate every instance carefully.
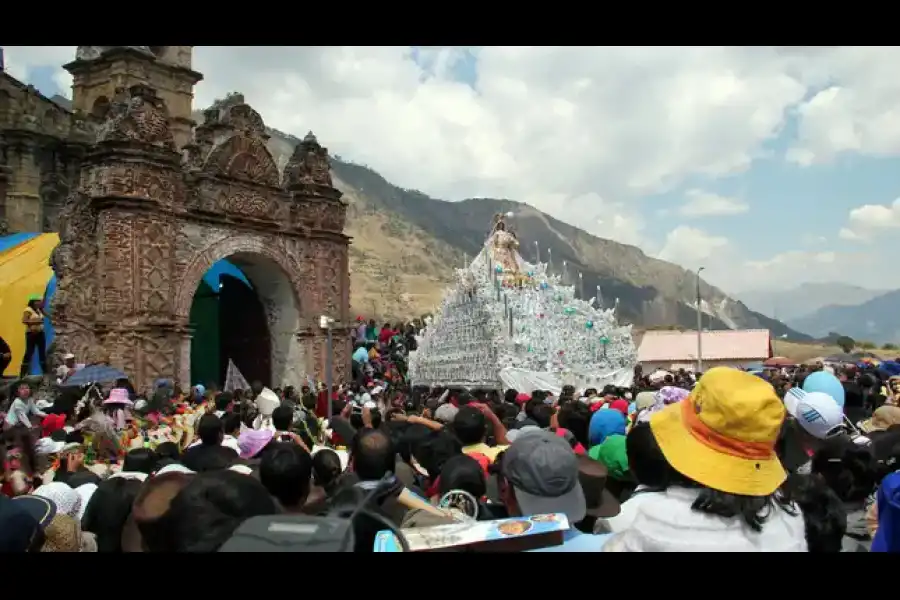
[315,389,339,419]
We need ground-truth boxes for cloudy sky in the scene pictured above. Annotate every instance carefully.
[5,46,900,296]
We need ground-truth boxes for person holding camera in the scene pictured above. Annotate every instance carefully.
[271,405,311,454]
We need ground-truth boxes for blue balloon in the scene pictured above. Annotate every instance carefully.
[802,371,845,408]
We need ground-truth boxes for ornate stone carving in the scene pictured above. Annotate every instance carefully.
[282,131,333,189]
[96,85,175,150]
[138,219,173,315]
[52,188,98,363]
[203,134,279,187]
[217,189,269,218]
[89,164,177,207]
[44,78,350,388]
[332,333,351,382]
[318,242,343,317]
[54,189,97,322]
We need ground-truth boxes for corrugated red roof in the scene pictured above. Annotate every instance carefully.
[637,329,771,362]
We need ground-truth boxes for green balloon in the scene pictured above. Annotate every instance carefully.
[564,307,575,315]
[600,336,610,345]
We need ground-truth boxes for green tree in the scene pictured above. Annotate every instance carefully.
[883,343,898,351]
[859,340,876,349]
[835,335,855,353]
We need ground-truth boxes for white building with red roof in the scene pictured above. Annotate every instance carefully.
[636,329,772,372]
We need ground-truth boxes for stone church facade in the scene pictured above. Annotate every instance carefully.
[0,46,351,390]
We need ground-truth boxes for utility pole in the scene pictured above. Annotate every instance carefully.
[320,315,335,418]
[696,266,705,373]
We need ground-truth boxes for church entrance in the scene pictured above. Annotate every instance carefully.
[188,259,274,389]
[185,251,301,390]
[188,266,272,389]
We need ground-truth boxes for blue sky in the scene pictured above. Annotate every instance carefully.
[9,46,898,296]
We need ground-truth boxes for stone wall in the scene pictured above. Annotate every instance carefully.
[0,72,93,233]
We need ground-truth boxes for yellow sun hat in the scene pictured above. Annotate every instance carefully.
[649,367,787,497]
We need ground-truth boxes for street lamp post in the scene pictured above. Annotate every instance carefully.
[696,267,705,374]
[578,272,583,299]
[533,241,539,264]
[320,315,335,418]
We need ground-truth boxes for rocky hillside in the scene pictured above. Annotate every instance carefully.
[207,108,809,337]
[264,128,807,338]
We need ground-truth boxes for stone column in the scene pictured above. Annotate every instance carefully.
[4,135,42,232]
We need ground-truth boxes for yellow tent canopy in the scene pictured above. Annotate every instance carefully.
[0,233,58,376]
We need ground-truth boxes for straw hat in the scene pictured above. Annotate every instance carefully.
[649,367,786,497]
[859,405,900,434]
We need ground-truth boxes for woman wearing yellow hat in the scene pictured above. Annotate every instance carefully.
[603,367,808,552]
[20,294,48,377]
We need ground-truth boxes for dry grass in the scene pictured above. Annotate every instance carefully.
[772,340,891,363]
[337,177,464,321]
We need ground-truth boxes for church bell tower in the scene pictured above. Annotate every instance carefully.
[63,46,203,149]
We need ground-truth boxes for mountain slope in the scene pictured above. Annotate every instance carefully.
[789,290,900,344]
[738,283,888,323]
[322,155,809,339]
[215,107,811,338]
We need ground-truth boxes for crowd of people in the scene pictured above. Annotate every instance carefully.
[350,317,420,387]
[1,340,899,552]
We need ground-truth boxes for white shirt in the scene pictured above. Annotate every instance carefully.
[602,486,807,552]
[594,486,661,534]
[187,434,240,455]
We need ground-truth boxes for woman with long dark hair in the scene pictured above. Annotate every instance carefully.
[602,368,808,552]
[20,295,47,377]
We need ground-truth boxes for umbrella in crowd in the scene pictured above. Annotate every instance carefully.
[61,364,128,387]
[764,356,795,368]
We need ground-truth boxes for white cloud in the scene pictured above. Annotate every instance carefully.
[679,189,749,217]
[785,47,900,166]
[839,197,900,241]
[657,229,876,295]
[658,226,731,267]
[3,46,74,93]
[725,249,881,294]
[802,233,828,245]
[0,45,812,237]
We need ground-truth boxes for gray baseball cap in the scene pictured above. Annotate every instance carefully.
[502,430,586,524]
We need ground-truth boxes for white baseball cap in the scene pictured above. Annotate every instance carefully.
[784,387,844,440]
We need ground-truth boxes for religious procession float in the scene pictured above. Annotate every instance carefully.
[409,213,637,394]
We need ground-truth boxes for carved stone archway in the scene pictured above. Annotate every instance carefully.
[173,233,305,387]
[51,86,351,391]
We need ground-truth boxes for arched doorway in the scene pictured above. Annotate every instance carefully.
[189,260,271,388]
[179,247,304,390]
